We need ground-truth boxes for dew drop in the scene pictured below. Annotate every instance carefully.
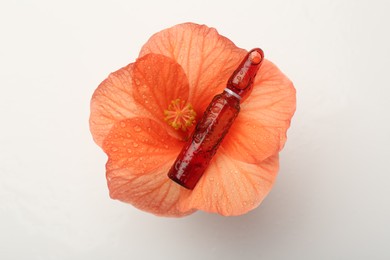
[133,125,142,132]
[127,148,132,153]
[134,79,140,85]
[111,147,118,152]
[133,142,139,148]
[120,121,126,128]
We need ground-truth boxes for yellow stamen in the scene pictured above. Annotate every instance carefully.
[164,99,196,131]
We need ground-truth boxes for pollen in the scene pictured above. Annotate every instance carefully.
[164,99,196,131]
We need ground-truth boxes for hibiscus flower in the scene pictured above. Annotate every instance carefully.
[89,23,296,217]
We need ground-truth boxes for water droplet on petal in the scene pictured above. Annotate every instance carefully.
[127,148,132,153]
[120,121,126,128]
[133,125,142,132]
[111,147,118,152]
[133,142,139,148]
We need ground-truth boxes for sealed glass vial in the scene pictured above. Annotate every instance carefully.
[168,48,264,189]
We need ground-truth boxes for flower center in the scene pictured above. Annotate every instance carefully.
[164,99,196,131]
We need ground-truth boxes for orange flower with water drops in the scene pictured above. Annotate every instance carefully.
[89,23,296,217]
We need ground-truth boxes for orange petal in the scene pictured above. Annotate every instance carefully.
[90,64,141,147]
[132,53,190,123]
[139,22,247,111]
[221,59,296,164]
[102,117,194,217]
[180,149,279,216]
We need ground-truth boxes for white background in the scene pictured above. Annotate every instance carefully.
[1,0,389,259]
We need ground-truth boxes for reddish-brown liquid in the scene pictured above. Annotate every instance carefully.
[168,48,264,190]
[168,92,240,189]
